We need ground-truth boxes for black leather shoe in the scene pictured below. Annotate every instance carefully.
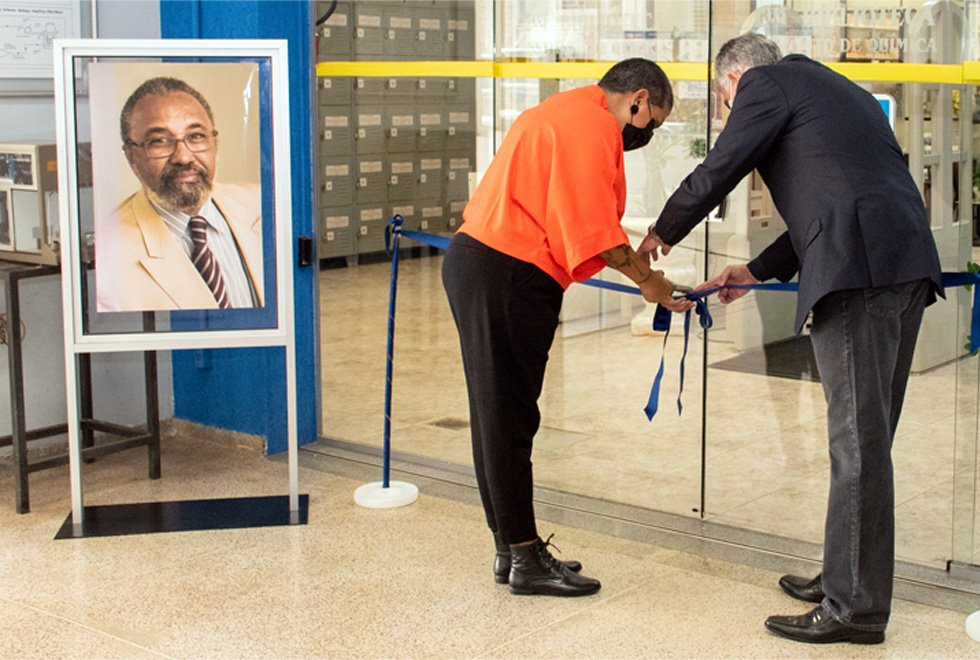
[778,573,825,603]
[508,536,600,597]
[765,606,884,645]
[493,532,582,584]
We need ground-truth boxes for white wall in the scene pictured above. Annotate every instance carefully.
[1,0,172,442]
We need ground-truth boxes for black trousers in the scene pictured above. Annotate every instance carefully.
[442,233,564,545]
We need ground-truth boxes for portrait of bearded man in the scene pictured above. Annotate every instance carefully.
[94,75,263,312]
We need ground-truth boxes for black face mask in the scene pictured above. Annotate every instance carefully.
[622,103,656,151]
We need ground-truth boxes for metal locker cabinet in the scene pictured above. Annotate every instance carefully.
[448,2,475,60]
[446,153,472,201]
[389,203,419,232]
[446,199,467,233]
[356,206,387,254]
[418,202,447,234]
[415,3,449,60]
[320,158,355,208]
[352,4,384,59]
[417,76,449,102]
[446,76,476,104]
[354,156,387,206]
[446,105,475,148]
[386,158,417,204]
[417,156,445,201]
[384,76,417,104]
[383,3,415,60]
[320,206,355,259]
[318,109,354,158]
[384,104,417,154]
[416,104,447,153]
[353,76,386,105]
[315,1,353,60]
[317,77,354,107]
[354,107,385,156]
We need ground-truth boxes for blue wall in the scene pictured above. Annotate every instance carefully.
[161,0,317,453]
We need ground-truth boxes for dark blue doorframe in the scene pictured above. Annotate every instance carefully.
[161,0,317,453]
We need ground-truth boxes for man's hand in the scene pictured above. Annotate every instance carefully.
[695,264,759,304]
[637,230,672,264]
[641,270,695,312]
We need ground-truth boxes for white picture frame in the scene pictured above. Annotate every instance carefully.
[52,39,299,531]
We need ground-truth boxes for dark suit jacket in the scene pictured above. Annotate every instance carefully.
[654,54,943,333]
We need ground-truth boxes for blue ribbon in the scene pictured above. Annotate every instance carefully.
[389,222,980,420]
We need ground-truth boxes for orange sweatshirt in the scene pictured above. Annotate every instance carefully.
[459,84,629,289]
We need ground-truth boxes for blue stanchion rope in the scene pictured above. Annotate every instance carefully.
[387,219,980,420]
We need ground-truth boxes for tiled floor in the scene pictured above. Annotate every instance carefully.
[319,251,980,570]
[1,428,979,659]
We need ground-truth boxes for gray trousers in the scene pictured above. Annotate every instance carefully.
[809,279,932,630]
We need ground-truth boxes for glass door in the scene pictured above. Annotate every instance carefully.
[703,0,979,572]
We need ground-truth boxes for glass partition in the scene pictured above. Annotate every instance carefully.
[317,0,979,574]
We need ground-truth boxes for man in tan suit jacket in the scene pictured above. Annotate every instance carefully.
[96,76,264,312]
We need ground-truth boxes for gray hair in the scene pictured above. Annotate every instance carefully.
[599,58,674,110]
[715,33,783,84]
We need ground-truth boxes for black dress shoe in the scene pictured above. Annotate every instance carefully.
[765,606,884,645]
[509,536,600,597]
[779,573,825,603]
[493,532,582,584]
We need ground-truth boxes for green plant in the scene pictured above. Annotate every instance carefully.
[690,137,707,159]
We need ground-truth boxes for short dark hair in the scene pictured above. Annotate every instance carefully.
[598,58,674,110]
[119,77,215,143]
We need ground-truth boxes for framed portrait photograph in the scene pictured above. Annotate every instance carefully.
[53,39,293,352]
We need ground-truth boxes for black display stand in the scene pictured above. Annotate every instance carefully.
[1,260,160,513]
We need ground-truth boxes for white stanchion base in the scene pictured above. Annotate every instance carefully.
[354,481,419,509]
[967,610,980,642]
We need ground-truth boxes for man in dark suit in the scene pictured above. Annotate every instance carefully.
[639,33,943,645]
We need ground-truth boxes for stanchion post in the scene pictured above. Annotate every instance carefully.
[354,216,419,509]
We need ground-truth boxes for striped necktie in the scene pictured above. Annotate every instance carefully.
[188,215,230,308]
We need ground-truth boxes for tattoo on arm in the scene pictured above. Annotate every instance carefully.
[600,244,651,283]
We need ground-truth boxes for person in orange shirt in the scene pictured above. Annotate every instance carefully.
[442,58,693,598]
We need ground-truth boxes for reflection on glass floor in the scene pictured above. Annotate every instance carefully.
[320,252,980,569]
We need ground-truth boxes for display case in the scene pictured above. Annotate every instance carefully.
[0,142,92,266]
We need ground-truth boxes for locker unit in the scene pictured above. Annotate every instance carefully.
[418,202,448,234]
[390,203,418,232]
[318,110,354,158]
[356,205,387,253]
[315,1,353,61]
[354,77,386,105]
[446,199,467,233]
[320,158,354,208]
[416,4,449,60]
[384,104,417,153]
[386,158,417,204]
[416,104,447,153]
[316,0,477,261]
[317,77,353,106]
[354,108,385,155]
[320,207,355,259]
[354,156,386,206]
[446,153,473,201]
[384,75,416,103]
[352,4,384,59]
[417,156,445,201]
[383,3,416,59]
[446,105,475,145]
